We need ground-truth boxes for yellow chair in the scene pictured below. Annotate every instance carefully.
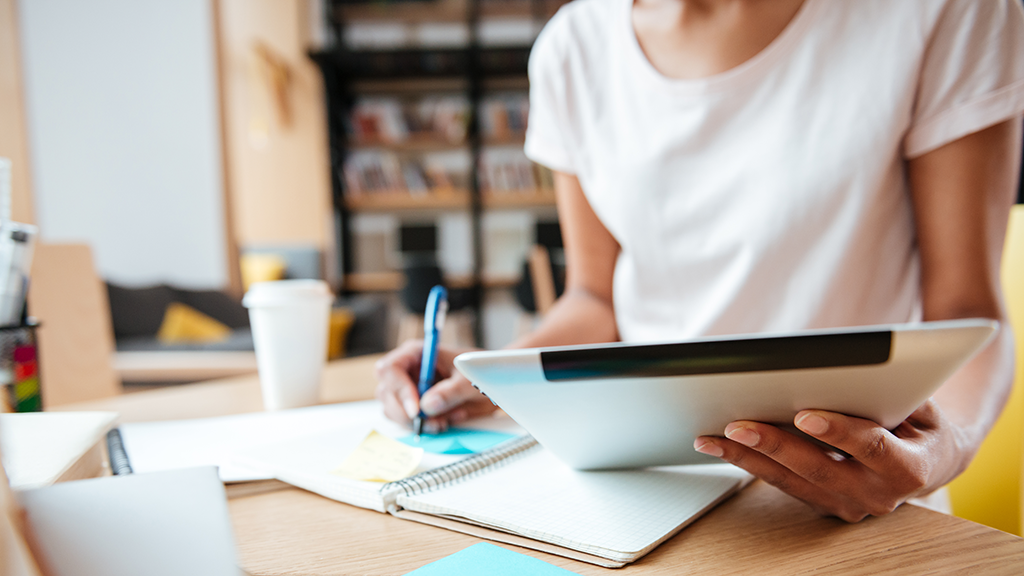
[947,204,1024,535]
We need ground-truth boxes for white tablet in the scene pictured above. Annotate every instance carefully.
[454,319,997,470]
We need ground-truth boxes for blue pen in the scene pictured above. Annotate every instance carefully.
[413,285,448,438]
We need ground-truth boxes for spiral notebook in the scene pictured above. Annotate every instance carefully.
[235,429,750,567]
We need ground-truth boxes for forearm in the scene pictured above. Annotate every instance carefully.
[932,322,1015,466]
[508,288,619,349]
[908,118,1022,477]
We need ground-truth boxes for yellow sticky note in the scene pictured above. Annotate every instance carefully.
[332,430,424,482]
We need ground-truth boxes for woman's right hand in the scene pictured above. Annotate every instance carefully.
[373,339,497,433]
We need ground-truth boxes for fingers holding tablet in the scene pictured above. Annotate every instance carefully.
[695,401,957,523]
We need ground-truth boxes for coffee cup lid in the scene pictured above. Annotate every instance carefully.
[242,279,333,308]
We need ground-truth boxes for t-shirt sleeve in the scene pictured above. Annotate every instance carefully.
[904,0,1024,158]
[524,11,576,174]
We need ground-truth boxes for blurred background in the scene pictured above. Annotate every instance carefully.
[0,0,571,388]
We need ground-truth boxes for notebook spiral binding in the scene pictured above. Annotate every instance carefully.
[106,428,134,475]
[381,434,539,506]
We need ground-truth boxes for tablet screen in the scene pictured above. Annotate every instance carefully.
[540,331,892,381]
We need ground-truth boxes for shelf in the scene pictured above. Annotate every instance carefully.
[346,189,553,210]
[335,0,567,23]
[336,0,468,23]
[351,78,469,93]
[481,0,567,19]
[344,271,404,292]
[349,135,467,152]
[345,189,471,211]
[483,135,526,146]
[344,271,520,292]
[482,76,530,91]
[349,136,520,150]
[483,188,556,208]
[449,272,521,288]
[310,46,530,79]
[480,272,521,288]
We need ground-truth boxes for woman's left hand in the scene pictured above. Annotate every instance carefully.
[693,400,967,522]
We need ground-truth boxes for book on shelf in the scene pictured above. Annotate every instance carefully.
[343,150,467,196]
[480,147,554,194]
[534,162,555,190]
[480,92,528,141]
[349,95,469,145]
[233,401,751,568]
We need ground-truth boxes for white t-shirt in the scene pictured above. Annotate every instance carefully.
[524,0,1024,343]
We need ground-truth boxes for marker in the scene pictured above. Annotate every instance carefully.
[413,285,448,438]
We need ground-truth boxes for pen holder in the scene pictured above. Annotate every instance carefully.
[0,321,41,412]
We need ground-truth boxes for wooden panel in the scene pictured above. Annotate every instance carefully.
[217,0,333,249]
[27,244,120,406]
[0,0,35,224]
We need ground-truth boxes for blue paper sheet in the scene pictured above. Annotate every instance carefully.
[398,428,517,455]
[404,543,581,575]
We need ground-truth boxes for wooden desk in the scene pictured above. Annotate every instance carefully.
[59,356,1024,575]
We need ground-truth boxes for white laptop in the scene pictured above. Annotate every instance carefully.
[454,319,997,470]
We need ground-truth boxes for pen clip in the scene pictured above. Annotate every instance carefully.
[435,299,448,332]
[423,285,449,334]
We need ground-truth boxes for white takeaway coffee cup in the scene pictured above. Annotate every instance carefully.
[242,280,333,411]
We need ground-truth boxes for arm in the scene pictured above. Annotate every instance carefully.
[509,171,620,348]
[694,118,1022,521]
[375,171,621,430]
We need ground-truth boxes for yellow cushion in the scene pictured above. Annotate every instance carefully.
[156,302,232,344]
[240,254,287,292]
[328,307,355,360]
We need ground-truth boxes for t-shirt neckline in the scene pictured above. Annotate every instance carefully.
[623,0,821,96]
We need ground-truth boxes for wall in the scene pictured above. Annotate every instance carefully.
[216,0,334,271]
[17,0,229,289]
[0,0,35,224]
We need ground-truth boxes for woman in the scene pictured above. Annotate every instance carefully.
[376,0,1024,522]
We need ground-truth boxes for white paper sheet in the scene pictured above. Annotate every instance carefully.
[0,412,117,489]
[118,401,383,482]
[16,467,241,576]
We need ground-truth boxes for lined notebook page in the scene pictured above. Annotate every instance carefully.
[398,448,749,562]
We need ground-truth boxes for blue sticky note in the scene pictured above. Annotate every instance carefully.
[404,543,582,576]
[398,428,517,455]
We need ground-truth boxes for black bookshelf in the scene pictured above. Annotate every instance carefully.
[310,0,547,346]
[311,47,529,79]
